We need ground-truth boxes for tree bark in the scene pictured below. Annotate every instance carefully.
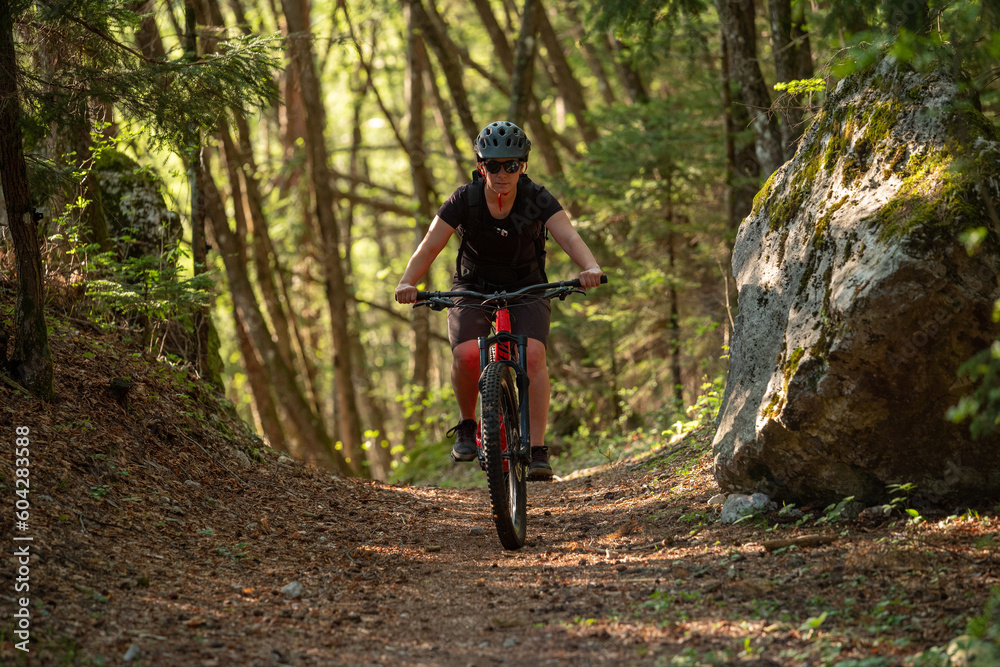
[720,30,759,231]
[283,0,367,476]
[185,0,223,388]
[470,0,563,176]
[769,0,806,158]
[204,162,349,471]
[134,0,167,59]
[470,0,514,73]
[343,83,393,480]
[400,3,436,457]
[509,0,539,127]
[234,307,288,452]
[665,171,683,412]
[0,1,54,399]
[409,0,479,143]
[425,63,470,183]
[535,0,597,145]
[717,0,784,178]
[609,36,648,104]
[792,4,814,83]
[563,3,616,106]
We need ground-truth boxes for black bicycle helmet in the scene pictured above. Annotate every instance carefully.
[474,121,531,160]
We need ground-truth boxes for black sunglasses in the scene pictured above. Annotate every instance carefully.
[482,159,523,174]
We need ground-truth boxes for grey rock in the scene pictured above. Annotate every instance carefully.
[92,150,182,258]
[947,635,998,666]
[708,494,727,506]
[750,493,774,510]
[713,55,1000,505]
[234,449,253,468]
[123,644,141,661]
[280,581,303,599]
[719,494,771,524]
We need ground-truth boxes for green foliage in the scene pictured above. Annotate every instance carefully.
[948,337,1000,439]
[85,247,213,321]
[216,542,251,562]
[774,78,828,95]
[389,385,485,487]
[20,0,281,153]
[882,482,916,513]
[827,0,1000,96]
[553,82,730,443]
[816,496,856,525]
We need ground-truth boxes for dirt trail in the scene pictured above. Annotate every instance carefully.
[2,314,997,665]
[6,423,997,666]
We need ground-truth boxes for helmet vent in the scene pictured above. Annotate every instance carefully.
[474,121,531,159]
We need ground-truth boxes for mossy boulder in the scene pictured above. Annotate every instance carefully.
[94,149,182,257]
[712,56,1000,505]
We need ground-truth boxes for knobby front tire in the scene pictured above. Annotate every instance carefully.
[480,361,527,550]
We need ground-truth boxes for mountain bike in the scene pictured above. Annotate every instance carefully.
[415,276,608,550]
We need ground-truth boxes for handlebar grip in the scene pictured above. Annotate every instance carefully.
[415,291,430,300]
[600,275,608,284]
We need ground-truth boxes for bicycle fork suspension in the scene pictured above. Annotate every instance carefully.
[479,313,532,463]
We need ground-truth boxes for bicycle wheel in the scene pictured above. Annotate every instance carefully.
[480,361,527,550]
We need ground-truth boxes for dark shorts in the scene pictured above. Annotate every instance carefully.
[447,282,552,349]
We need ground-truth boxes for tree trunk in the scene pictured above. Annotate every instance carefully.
[425,63,470,183]
[471,0,514,72]
[283,0,367,476]
[563,3,616,106]
[535,0,597,145]
[400,3,436,456]
[609,36,649,104]
[0,1,54,399]
[509,0,539,127]
[717,0,784,178]
[37,17,110,251]
[183,0,223,388]
[134,0,167,59]
[409,0,479,143]
[470,0,562,176]
[234,308,289,452]
[665,171,683,412]
[792,4,815,82]
[277,0,306,193]
[204,164,349,471]
[769,0,805,158]
[720,30,759,231]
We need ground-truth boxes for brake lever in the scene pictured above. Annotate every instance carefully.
[544,287,586,301]
[416,297,454,311]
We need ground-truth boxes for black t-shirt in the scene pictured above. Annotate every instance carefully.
[436,175,563,268]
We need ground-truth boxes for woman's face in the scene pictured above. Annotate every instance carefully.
[478,158,524,196]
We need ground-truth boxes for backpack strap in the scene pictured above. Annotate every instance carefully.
[455,171,485,281]
[455,173,549,288]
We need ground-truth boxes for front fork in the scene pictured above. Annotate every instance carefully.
[477,330,531,469]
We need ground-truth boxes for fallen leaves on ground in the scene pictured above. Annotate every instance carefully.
[1,312,997,666]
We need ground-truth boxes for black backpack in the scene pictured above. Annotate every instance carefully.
[454,171,548,288]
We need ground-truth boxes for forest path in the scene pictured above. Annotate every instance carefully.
[3,396,996,666]
[138,452,695,667]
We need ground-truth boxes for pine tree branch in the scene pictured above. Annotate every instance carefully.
[62,13,162,66]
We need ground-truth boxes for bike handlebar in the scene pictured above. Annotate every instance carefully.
[415,275,607,309]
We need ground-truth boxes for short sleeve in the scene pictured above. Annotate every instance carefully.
[534,185,563,221]
[436,184,472,229]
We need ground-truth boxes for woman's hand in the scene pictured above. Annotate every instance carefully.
[579,267,604,289]
[395,283,419,304]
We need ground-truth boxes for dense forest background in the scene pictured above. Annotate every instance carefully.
[1,0,998,480]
